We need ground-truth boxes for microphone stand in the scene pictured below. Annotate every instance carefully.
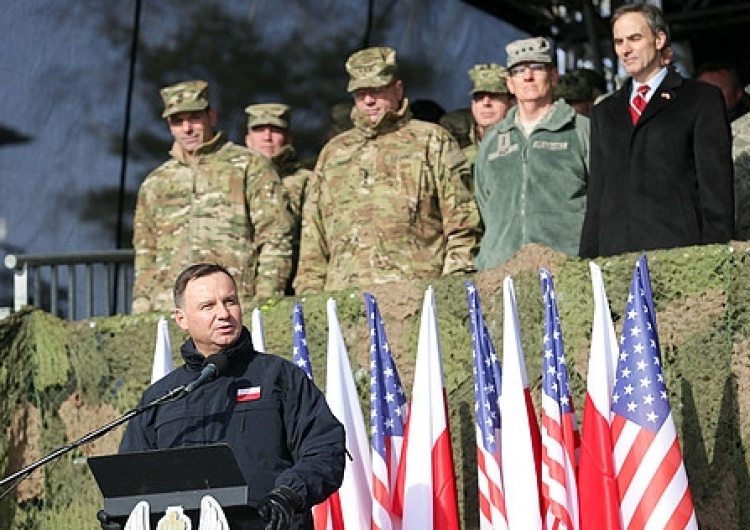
[0,383,188,498]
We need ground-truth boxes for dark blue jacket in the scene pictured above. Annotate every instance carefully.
[119,327,345,529]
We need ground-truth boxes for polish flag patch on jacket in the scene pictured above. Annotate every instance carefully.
[237,386,261,402]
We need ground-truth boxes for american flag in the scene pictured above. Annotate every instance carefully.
[611,256,697,529]
[466,281,508,530]
[291,303,334,530]
[292,302,314,380]
[366,293,407,530]
[539,269,580,530]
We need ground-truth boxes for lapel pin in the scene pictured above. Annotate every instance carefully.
[661,92,671,100]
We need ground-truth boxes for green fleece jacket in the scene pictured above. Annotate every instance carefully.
[473,100,589,270]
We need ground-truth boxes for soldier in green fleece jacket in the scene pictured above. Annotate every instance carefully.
[473,37,589,271]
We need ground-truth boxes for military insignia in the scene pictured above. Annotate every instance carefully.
[156,506,192,530]
[488,132,519,160]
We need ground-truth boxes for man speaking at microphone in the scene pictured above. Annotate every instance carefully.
[100,263,345,530]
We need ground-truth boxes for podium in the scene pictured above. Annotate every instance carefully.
[88,444,250,518]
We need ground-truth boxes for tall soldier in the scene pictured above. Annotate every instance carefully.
[294,46,481,294]
[132,81,294,313]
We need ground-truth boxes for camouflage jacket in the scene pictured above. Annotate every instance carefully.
[272,145,313,295]
[733,113,750,239]
[132,132,294,313]
[294,99,481,294]
[272,145,312,219]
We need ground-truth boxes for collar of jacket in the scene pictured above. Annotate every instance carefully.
[351,98,411,139]
[169,131,228,165]
[271,144,302,175]
[497,99,577,134]
[619,66,683,106]
[179,326,256,371]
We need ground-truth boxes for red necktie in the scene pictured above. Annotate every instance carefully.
[629,84,649,124]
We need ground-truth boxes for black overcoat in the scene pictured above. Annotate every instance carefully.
[580,68,734,257]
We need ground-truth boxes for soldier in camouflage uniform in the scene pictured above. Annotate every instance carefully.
[294,47,482,294]
[464,63,514,168]
[733,89,750,239]
[131,80,294,313]
[245,103,312,293]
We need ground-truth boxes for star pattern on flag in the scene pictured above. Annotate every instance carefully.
[611,265,669,432]
[467,281,502,453]
[292,302,314,380]
[540,269,573,412]
[366,293,407,456]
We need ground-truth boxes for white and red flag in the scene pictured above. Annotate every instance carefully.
[500,276,542,530]
[578,262,621,530]
[399,286,460,529]
[150,317,173,383]
[322,298,372,529]
[251,307,266,353]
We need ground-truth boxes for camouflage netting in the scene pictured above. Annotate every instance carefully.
[1,242,749,529]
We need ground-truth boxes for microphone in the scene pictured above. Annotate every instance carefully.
[183,353,229,394]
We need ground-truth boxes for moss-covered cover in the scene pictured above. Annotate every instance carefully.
[0,243,748,529]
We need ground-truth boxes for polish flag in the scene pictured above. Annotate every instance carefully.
[323,298,372,529]
[399,286,460,529]
[150,317,173,383]
[236,386,261,402]
[578,262,622,530]
[252,307,266,353]
[500,276,542,529]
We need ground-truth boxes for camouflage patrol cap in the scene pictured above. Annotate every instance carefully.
[553,71,594,102]
[160,80,210,118]
[439,108,473,149]
[244,103,291,130]
[574,67,607,96]
[506,37,553,69]
[468,63,509,95]
[346,47,398,93]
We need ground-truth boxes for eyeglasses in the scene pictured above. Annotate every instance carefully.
[509,63,549,77]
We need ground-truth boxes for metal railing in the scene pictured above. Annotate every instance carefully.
[4,250,135,320]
